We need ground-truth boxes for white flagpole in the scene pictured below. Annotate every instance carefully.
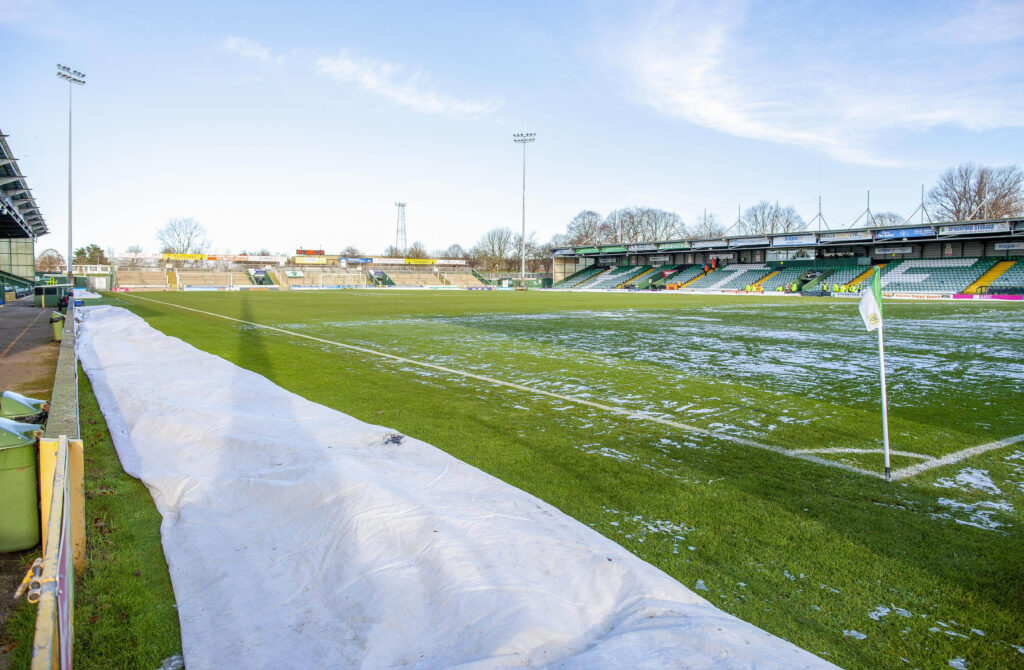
[877,321,892,480]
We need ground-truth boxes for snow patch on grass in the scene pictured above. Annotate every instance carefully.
[934,468,1001,495]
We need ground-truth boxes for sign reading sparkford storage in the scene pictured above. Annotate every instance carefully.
[818,230,872,243]
[771,233,817,247]
[626,243,659,252]
[874,226,933,240]
[938,222,1011,236]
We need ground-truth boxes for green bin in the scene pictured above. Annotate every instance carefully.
[0,418,42,552]
[0,391,49,423]
[49,312,65,341]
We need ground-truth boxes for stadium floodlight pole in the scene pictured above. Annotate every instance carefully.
[513,132,535,289]
[56,64,86,282]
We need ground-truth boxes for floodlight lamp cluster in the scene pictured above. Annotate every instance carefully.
[56,64,86,85]
[513,132,536,143]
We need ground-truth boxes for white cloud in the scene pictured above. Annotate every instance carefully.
[607,0,1024,166]
[316,50,501,117]
[220,36,278,64]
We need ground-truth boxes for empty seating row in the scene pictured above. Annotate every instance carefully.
[989,261,1024,287]
[387,271,447,286]
[443,272,487,287]
[177,271,250,287]
[880,258,995,293]
[554,266,605,288]
[685,264,770,290]
[585,265,651,289]
[115,270,168,290]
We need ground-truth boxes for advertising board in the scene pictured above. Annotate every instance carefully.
[874,226,933,240]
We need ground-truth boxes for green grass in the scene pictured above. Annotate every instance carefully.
[87,290,1024,668]
[4,364,181,669]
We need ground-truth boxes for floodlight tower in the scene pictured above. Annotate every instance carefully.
[513,132,535,289]
[394,202,407,254]
[56,64,86,281]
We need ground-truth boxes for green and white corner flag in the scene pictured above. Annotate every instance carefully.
[858,268,891,479]
[859,268,883,331]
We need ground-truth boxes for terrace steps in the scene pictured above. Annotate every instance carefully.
[965,260,1015,294]
[752,271,777,288]
[166,269,178,290]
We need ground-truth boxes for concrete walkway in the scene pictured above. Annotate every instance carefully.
[0,297,61,668]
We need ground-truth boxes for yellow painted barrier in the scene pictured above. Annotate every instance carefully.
[31,435,83,669]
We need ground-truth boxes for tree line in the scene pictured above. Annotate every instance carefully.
[41,162,1022,273]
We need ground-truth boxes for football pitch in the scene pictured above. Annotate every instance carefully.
[101,290,1023,669]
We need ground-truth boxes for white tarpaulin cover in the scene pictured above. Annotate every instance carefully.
[76,306,835,669]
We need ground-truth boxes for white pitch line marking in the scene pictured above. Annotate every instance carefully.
[120,296,1021,481]
[889,433,1024,480]
[792,448,932,460]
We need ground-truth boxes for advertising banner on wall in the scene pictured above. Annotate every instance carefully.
[626,243,659,252]
[658,241,690,250]
[875,246,913,255]
[161,253,207,261]
[729,237,769,247]
[553,248,575,256]
[771,233,816,247]
[938,222,1010,235]
[405,258,437,265]
[692,239,726,249]
[294,256,327,265]
[874,226,933,240]
[436,259,468,266]
[995,242,1024,250]
[818,230,872,243]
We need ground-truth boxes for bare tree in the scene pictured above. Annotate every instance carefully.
[872,211,904,227]
[738,201,806,235]
[36,249,64,272]
[406,242,428,259]
[340,245,362,256]
[383,245,404,257]
[689,212,725,239]
[473,227,515,271]
[567,210,606,245]
[156,217,209,254]
[926,163,1024,221]
[439,243,467,259]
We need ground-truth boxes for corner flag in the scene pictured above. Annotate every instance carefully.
[858,268,891,479]
[859,269,882,331]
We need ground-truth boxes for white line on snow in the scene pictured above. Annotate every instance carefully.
[120,296,1020,481]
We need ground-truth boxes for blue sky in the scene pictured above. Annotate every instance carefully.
[2,0,1022,256]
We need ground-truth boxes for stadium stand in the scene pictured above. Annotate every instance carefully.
[585,265,651,289]
[115,269,169,290]
[685,264,771,290]
[879,258,996,293]
[442,271,487,287]
[553,265,605,288]
[384,270,447,287]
